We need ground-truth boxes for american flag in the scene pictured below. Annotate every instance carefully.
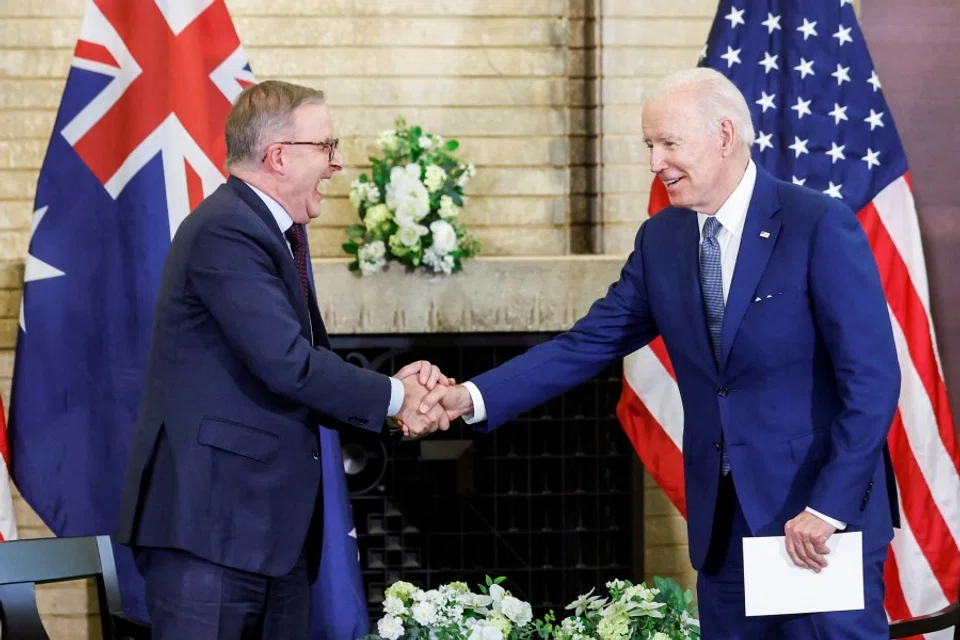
[7,2,369,636]
[0,405,14,542]
[616,1,960,635]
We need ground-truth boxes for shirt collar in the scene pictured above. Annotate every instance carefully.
[697,159,757,239]
[243,180,294,235]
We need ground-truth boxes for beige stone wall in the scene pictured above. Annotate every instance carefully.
[0,0,722,635]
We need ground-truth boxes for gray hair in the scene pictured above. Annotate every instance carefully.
[225,80,326,170]
[648,68,755,149]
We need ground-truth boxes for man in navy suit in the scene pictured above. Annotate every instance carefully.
[115,81,450,639]
[421,68,901,638]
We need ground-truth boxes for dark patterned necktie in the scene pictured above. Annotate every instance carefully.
[700,215,730,475]
[284,223,311,302]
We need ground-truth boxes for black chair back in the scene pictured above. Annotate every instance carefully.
[0,535,148,640]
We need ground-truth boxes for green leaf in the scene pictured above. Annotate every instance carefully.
[411,126,423,139]
[348,260,359,272]
[444,139,459,151]
[346,224,366,239]
[342,242,359,255]
[358,174,368,183]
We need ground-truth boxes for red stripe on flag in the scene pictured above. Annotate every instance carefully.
[887,409,960,599]
[858,201,960,475]
[648,177,670,216]
[884,547,921,639]
[185,159,205,212]
[648,338,676,380]
[616,375,686,516]
[74,40,120,69]
[0,409,9,469]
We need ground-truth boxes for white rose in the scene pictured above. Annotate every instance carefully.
[500,596,532,627]
[377,615,404,640]
[382,595,406,617]
[430,220,458,254]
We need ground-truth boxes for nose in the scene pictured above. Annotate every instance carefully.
[649,147,667,174]
[329,148,344,172]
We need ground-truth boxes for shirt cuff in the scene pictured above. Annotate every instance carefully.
[805,507,847,530]
[387,377,404,417]
[461,381,487,424]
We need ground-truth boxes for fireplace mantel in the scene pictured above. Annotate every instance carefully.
[312,255,625,335]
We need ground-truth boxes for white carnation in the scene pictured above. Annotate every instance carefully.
[429,220,458,254]
[358,240,386,262]
[377,615,404,640]
[500,595,532,627]
[382,595,406,617]
[468,621,504,640]
[411,600,439,626]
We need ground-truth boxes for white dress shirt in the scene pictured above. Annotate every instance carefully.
[244,181,404,417]
[462,160,845,530]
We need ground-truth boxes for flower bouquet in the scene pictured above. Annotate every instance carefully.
[343,117,480,276]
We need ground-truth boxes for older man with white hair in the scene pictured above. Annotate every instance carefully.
[421,68,901,638]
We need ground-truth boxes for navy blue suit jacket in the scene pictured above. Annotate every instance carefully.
[116,177,390,578]
[470,168,901,569]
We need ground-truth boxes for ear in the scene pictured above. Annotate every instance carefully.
[263,144,285,172]
[718,118,737,157]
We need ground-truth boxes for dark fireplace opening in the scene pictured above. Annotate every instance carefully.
[330,333,644,625]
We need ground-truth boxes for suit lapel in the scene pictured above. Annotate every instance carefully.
[677,211,717,371]
[226,177,317,343]
[720,170,781,368]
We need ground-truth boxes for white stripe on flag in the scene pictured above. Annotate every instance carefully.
[888,305,960,548]
[890,498,950,619]
[0,454,18,541]
[623,346,684,452]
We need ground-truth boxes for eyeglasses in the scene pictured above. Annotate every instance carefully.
[260,138,339,163]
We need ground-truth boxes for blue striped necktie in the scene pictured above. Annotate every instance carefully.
[700,215,731,475]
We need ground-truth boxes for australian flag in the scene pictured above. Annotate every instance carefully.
[9,1,369,636]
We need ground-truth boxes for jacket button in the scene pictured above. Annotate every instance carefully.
[312,448,320,460]
[713,442,721,451]
[717,387,729,397]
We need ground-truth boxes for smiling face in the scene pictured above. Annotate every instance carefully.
[642,86,743,214]
[269,102,343,224]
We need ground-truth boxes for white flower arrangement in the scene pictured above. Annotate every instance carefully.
[361,576,546,640]
[343,117,480,276]
[364,576,700,640]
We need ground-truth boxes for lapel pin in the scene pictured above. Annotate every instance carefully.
[759,231,770,239]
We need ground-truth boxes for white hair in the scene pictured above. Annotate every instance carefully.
[647,68,756,149]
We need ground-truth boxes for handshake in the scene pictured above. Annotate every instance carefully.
[391,360,475,438]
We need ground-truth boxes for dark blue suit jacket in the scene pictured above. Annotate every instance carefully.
[471,168,901,569]
[116,177,390,579]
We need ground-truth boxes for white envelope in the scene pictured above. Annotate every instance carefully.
[743,531,864,616]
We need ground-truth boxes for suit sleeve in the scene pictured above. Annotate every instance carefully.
[471,222,660,431]
[806,202,900,525]
[186,216,391,433]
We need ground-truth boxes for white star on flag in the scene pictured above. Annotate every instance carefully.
[832,64,851,86]
[721,46,742,67]
[792,175,807,186]
[824,181,843,199]
[756,91,777,113]
[826,142,846,164]
[862,148,881,169]
[789,136,810,157]
[755,132,774,152]
[833,25,853,46]
[865,109,885,130]
[829,103,849,124]
[759,52,779,73]
[761,12,782,34]
[725,6,746,28]
[794,58,815,79]
[20,205,66,332]
[868,70,882,91]
[791,96,813,119]
[797,18,819,40]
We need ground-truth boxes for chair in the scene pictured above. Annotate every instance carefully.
[0,535,150,640]
[889,580,959,639]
